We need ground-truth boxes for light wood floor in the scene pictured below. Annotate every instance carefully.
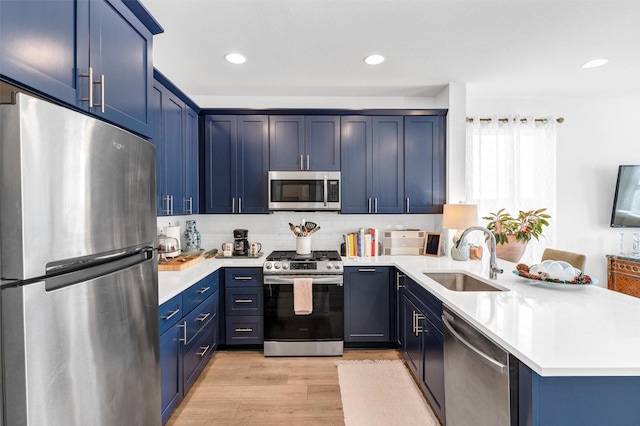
[167,349,403,426]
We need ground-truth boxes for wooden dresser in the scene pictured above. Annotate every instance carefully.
[606,255,640,298]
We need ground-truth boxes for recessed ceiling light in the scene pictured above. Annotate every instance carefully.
[582,58,608,69]
[225,53,246,64]
[364,54,385,65]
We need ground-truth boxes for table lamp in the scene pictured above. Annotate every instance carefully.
[442,204,478,261]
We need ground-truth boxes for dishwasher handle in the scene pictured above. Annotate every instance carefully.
[442,315,507,374]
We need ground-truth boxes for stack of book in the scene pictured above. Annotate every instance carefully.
[343,228,379,257]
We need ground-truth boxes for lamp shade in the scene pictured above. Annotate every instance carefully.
[442,204,478,230]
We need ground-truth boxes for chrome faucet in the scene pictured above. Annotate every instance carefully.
[455,226,504,279]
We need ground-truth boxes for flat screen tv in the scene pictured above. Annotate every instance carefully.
[611,165,640,227]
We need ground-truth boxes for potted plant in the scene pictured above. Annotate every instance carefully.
[482,208,551,262]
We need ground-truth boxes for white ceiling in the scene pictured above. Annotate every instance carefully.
[141,0,640,106]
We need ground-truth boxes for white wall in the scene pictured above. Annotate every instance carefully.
[465,96,640,285]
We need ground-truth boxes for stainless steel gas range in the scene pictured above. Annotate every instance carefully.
[263,250,344,356]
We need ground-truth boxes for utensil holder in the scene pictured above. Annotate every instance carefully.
[296,236,311,255]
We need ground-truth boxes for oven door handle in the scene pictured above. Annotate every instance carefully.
[264,275,343,286]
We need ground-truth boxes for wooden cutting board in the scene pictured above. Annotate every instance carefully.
[158,254,202,271]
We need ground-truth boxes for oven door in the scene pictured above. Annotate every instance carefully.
[263,275,344,341]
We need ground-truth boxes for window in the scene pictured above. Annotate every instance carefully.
[465,116,557,263]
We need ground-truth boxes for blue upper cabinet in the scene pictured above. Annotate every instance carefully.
[404,116,446,214]
[202,115,269,214]
[269,115,340,170]
[0,0,157,137]
[341,116,404,214]
[184,107,199,215]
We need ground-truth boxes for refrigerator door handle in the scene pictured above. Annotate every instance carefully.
[36,248,154,292]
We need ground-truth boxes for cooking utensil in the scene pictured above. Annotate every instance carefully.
[305,221,317,232]
[308,226,321,236]
[203,249,218,259]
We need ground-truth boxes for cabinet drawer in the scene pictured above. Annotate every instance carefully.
[225,287,264,316]
[159,293,183,335]
[184,292,218,348]
[183,325,216,392]
[225,268,263,287]
[183,273,219,314]
[225,316,264,345]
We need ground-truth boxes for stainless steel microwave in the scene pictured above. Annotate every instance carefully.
[268,171,341,211]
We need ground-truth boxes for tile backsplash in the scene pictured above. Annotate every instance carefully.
[157,212,442,255]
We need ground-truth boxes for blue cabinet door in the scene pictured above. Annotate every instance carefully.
[344,267,391,342]
[340,116,373,213]
[402,294,422,375]
[0,0,87,106]
[269,116,304,170]
[87,0,152,136]
[1,0,152,137]
[160,324,183,424]
[202,115,236,213]
[237,116,269,213]
[150,84,166,216]
[155,82,185,216]
[305,116,340,170]
[184,106,199,214]
[422,316,445,419]
[404,116,446,213]
[372,116,404,214]
[202,115,268,214]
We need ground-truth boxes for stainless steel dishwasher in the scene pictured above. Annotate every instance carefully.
[442,305,518,426]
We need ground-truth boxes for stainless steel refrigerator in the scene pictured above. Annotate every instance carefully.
[0,93,160,425]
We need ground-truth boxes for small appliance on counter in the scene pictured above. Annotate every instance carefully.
[233,229,249,256]
[161,224,181,257]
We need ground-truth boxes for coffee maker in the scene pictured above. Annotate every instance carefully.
[233,229,249,256]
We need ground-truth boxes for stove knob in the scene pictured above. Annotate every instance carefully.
[265,262,272,270]
[334,262,341,270]
[326,263,333,269]
[282,262,289,269]
[274,262,281,270]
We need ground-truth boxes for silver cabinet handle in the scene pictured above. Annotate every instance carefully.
[179,321,187,345]
[358,268,377,272]
[368,198,372,213]
[163,308,180,320]
[198,286,210,294]
[396,273,406,290]
[442,315,507,373]
[416,313,425,335]
[306,155,310,170]
[162,195,172,215]
[235,328,253,333]
[300,155,304,170]
[238,197,242,214]
[196,345,211,357]
[196,312,211,322]
[234,276,253,281]
[406,197,410,213]
[185,197,193,214]
[374,197,378,213]
[80,67,94,108]
[235,299,254,303]
[232,197,236,213]
[94,73,105,113]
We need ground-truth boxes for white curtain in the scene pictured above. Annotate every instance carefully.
[465,116,557,264]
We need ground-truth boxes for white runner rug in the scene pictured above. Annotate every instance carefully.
[336,360,440,426]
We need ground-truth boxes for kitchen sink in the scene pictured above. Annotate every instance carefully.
[423,272,507,292]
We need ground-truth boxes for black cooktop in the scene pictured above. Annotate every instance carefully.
[265,250,342,262]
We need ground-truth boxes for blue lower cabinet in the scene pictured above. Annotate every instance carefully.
[224,267,264,345]
[159,271,219,423]
[400,281,445,424]
[344,267,392,343]
[160,323,182,424]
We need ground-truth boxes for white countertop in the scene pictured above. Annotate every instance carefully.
[158,254,640,378]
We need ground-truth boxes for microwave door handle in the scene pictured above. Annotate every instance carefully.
[323,175,328,207]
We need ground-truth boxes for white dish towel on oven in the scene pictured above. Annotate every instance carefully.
[293,277,313,315]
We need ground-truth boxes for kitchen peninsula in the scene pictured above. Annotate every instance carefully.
[160,253,640,425]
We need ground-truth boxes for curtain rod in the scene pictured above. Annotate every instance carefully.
[466,117,564,124]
